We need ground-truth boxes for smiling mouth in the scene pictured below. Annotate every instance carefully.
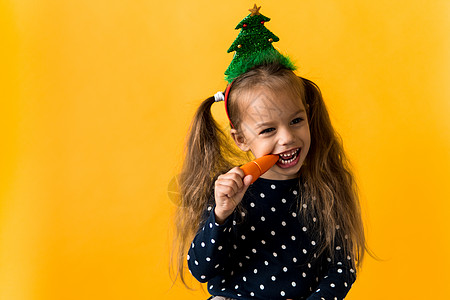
[277,148,300,165]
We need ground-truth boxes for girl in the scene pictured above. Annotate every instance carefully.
[173,6,366,300]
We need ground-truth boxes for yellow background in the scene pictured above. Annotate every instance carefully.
[1,0,449,299]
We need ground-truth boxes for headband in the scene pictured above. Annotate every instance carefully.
[215,4,297,128]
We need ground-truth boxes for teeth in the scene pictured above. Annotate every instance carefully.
[279,149,299,158]
[278,149,300,164]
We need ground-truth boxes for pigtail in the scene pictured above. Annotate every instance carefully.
[171,96,244,288]
[301,78,366,268]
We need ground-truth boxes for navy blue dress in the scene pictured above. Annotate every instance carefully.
[188,177,356,300]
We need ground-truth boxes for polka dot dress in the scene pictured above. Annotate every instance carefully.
[188,178,356,300]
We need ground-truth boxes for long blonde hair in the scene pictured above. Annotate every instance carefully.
[171,62,367,287]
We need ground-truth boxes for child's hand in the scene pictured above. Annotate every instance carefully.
[214,167,252,224]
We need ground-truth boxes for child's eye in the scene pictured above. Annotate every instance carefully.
[260,128,275,135]
[290,117,303,125]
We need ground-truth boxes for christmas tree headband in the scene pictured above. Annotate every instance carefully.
[215,4,297,128]
[224,4,296,83]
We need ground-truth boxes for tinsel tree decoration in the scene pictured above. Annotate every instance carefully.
[224,4,296,83]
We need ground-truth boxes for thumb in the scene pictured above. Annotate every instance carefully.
[241,175,253,192]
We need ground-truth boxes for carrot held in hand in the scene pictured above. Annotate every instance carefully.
[240,154,279,184]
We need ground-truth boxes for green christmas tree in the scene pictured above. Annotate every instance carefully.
[224,4,296,83]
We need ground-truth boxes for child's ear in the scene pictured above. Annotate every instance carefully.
[230,128,250,152]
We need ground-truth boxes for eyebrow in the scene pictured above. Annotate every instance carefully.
[254,109,306,128]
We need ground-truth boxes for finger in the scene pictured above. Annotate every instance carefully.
[215,183,237,199]
[217,172,244,190]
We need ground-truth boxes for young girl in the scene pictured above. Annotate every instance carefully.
[173,6,366,300]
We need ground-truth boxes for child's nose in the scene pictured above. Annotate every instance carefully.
[278,127,295,145]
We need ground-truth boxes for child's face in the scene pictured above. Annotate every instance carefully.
[231,86,311,180]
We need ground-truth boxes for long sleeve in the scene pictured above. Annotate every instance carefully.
[187,208,234,283]
[307,241,356,300]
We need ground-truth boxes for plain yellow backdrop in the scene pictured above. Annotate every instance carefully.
[1,0,449,299]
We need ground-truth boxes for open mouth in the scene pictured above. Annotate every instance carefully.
[277,148,300,165]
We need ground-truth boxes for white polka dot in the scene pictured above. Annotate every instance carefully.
[345,234,349,239]
[271,231,276,236]
[206,257,210,261]
[344,282,348,287]
[218,246,223,250]
[254,268,258,274]
[280,291,285,296]
[302,272,307,277]
[312,196,317,200]
[250,202,255,207]
[260,284,264,290]
[187,255,190,260]
[209,223,213,228]
[209,285,213,289]
[293,257,297,263]
[215,264,220,268]
[291,236,296,241]
[191,243,194,248]
[239,262,242,267]
[250,292,254,296]
[201,242,205,247]
[271,184,276,189]
[235,284,239,289]
[292,281,297,287]
[327,257,332,262]
[336,225,340,230]
[292,212,297,217]
[311,240,316,245]
[302,203,307,208]
[243,276,247,281]
[336,246,341,250]
[241,235,246,240]
[281,245,286,249]
[308,263,312,268]
[241,212,245,217]
[347,255,351,260]
[194,260,198,265]
[282,198,287,203]
[271,207,276,212]
[313,217,317,222]
[281,221,286,226]
[350,268,355,273]
[264,261,269,265]
[260,193,265,198]
[273,252,278,257]
[208,206,213,211]
[221,288,225,291]
[337,261,343,265]
[261,240,266,244]
[293,190,298,195]
[283,267,288,272]
[271,276,276,281]
[233,245,237,249]
[316,288,321,292]
[252,248,257,253]
[238,294,241,297]
[251,226,255,231]
[303,249,307,254]
[261,216,265,221]
[330,283,335,288]
[211,239,215,244]
[221,279,226,283]
[338,268,342,273]
[201,275,206,279]
[302,226,307,231]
